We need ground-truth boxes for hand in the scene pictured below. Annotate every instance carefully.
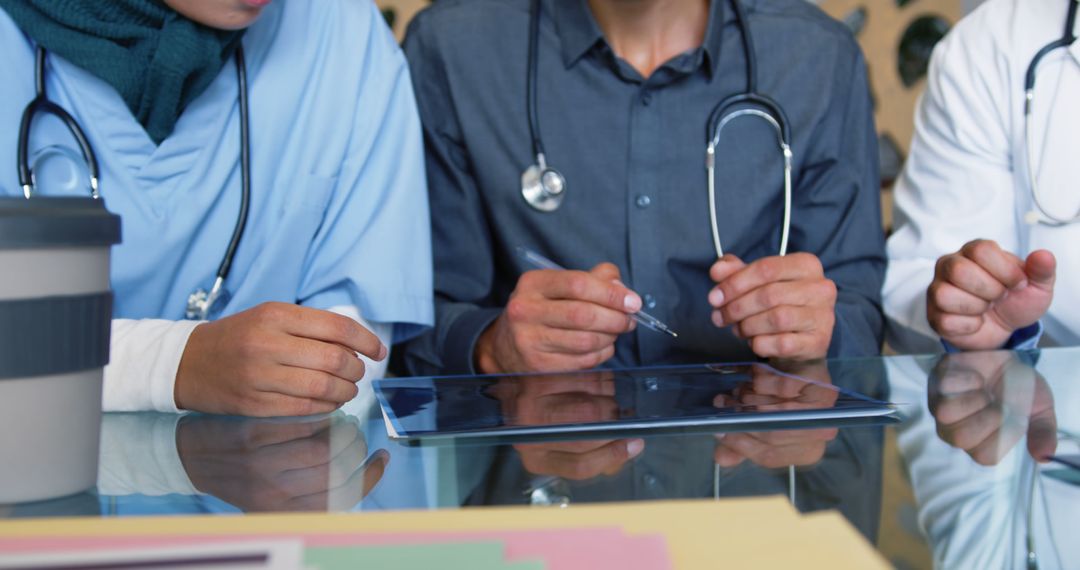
[708,253,837,360]
[515,438,645,480]
[929,351,1057,465]
[176,302,387,416]
[476,264,640,374]
[927,241,1055,350]
[713,429,837,469]
[490,371,644,480]
[713,362,839,469]
[176,414,388,512]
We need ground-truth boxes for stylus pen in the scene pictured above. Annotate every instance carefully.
[515,246,679,338]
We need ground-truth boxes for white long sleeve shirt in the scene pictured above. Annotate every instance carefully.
[103,306,391,412]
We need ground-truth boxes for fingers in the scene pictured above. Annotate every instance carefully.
[930,313,985,338]
[277,337,367,382]
[239,391,342,419]
[534,328,619,356]
[709,255,747,285]
[518,439,644,480]
[932,389,992,425]
[707,254,836,361]
[747,333,831,361]
[514,375,617,398]
[714,438,746,468]
[936,405,1004,452]
[515,299,634,335]
[927,282,992,316]
[935,255,1012,302]
[960,240,1027,291]
[520,270,641,313]
[534,393,619,425]
[716,433,830,468]
[270,303,386,361]
[712,253,824,307]
[730,305,818,338]
[714,280,832,324]
[589,262,622,283]
[262,367,361,405]
[1027,411,1059,463]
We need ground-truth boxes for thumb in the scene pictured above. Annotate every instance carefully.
[589,262,621,283]
[709,254,746,284]
[1024,250,1056,290]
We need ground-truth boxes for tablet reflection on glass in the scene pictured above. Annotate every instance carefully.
[374,362,893,441]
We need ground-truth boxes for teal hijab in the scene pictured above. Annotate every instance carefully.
[0,0,244,144]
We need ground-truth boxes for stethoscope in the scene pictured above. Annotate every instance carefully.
[17,45,252,321]
[520,0,794,259]
[1023,0,1079,226]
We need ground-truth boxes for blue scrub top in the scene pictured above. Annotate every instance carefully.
[0,1,433,341]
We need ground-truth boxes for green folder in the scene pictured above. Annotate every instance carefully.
[304,542,546,570]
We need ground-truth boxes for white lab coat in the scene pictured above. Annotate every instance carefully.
[885,0,1080,353]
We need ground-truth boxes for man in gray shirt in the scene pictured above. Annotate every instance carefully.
[399,0,884,377]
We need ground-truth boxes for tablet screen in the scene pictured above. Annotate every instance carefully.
[374,362,893,441]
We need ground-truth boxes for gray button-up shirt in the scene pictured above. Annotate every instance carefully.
[399,0,885,376]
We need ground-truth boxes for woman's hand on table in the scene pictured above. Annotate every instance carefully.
[175,302,386,416]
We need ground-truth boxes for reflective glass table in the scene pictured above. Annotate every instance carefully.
[2,348,1077,570]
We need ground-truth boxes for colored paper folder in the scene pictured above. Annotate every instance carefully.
[0,498,887,569]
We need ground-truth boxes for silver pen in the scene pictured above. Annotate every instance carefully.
[515,247,679,338]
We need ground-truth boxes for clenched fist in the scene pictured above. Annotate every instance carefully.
[927,240,1055,351]
[708,253,837,360]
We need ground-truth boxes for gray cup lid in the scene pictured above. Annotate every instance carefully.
[0,197,121,248]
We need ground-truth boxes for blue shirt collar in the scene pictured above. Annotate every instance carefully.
[553,0,730,78]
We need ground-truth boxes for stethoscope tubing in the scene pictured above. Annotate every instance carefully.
[523,0,794,263]
[18,44,252,320]
[18,47,100,199]
[1023,0,1079,226]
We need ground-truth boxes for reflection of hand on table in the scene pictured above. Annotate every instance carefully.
[929,351,1057,465]
[713,362,839,469]
[490,372,643,480]
[176,413,387,512]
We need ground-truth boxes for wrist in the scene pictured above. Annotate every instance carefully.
[474,318,505,375]
[174,322,209,411]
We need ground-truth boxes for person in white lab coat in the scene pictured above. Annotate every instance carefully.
[885,0,1080,352]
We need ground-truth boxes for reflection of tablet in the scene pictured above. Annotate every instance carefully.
[374,363,895,441]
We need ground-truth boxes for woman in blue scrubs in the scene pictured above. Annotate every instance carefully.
[0,0,433,415]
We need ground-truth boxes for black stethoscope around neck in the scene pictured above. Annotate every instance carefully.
[1023,0,1079,226]
[521,0,793,259]
[17,45,253,321]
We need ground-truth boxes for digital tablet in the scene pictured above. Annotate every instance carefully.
[374,362,894,441]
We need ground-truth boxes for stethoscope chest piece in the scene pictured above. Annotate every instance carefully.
[521,155,566,212]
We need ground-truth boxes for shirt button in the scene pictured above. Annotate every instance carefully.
[635,194,652,209]
[643,294,657,309]
[641,91,653,106]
